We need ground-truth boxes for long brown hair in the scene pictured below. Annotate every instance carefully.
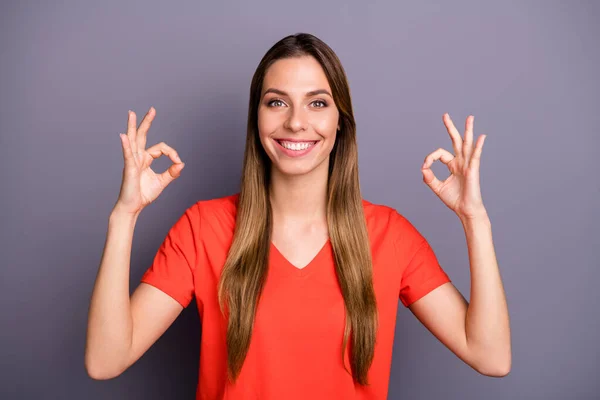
[217,33,378,386]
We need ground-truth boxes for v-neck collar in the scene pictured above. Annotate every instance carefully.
[270,239,331,278]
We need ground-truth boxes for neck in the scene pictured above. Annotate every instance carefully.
[269,160,329,224]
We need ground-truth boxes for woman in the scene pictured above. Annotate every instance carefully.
[85,33,510,399]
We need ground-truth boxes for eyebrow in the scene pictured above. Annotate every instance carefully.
[262,88,333,99]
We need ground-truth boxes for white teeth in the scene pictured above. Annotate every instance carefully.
[279,140,314,151]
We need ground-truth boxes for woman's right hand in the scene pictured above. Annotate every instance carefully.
[114,107,185,216]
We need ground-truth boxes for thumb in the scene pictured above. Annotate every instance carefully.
[421,166,441,194]
[159,162,185,187]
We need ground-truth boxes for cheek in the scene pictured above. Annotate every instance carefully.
[257,111,278,157]
[324,131,337,152]
[311,111,339,138]
[257,108,281,137]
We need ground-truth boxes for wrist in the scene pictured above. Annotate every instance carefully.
[110,205,141,223]
[460,213,491,230]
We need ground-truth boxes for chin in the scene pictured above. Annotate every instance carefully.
[275,166,314,177]
[272,157,329,177]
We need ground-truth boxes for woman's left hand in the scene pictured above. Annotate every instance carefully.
[421,113,488,221]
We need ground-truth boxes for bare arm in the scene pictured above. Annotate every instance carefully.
[413,114,510,377]
[85,108,185,379]
[84,208,184,380]
[408,217,511,377]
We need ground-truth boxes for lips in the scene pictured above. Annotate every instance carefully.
[272,138,320,157]
[273,138,319,143]
[274,138,319,150]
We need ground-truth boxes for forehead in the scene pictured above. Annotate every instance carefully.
[262,56,331,94]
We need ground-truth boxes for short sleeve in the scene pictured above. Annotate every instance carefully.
[140,205,199,308]
[393,212,451,307]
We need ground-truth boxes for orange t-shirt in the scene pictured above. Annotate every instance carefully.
[141,193,451,400]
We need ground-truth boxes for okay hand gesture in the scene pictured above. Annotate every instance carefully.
[114,108,185,216]
[421,113,488,221]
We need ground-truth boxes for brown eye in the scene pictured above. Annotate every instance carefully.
[312,100,327,108]
[267,99,285,107]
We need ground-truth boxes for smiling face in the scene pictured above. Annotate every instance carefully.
[257,56,340,177]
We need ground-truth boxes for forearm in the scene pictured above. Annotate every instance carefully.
[461,214,511,376]
[85,209,139,378]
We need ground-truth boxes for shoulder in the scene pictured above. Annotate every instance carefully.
[362,198,396,221]
[361,198,403,231]
[181,193,239,237]
[192,192,239,217]
[361,198,426,245]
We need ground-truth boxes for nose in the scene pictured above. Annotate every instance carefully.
[283,106,308,132]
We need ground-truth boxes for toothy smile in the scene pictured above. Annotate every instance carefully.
[274,140,318,151]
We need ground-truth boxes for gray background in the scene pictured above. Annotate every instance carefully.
[1,0,598,399]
